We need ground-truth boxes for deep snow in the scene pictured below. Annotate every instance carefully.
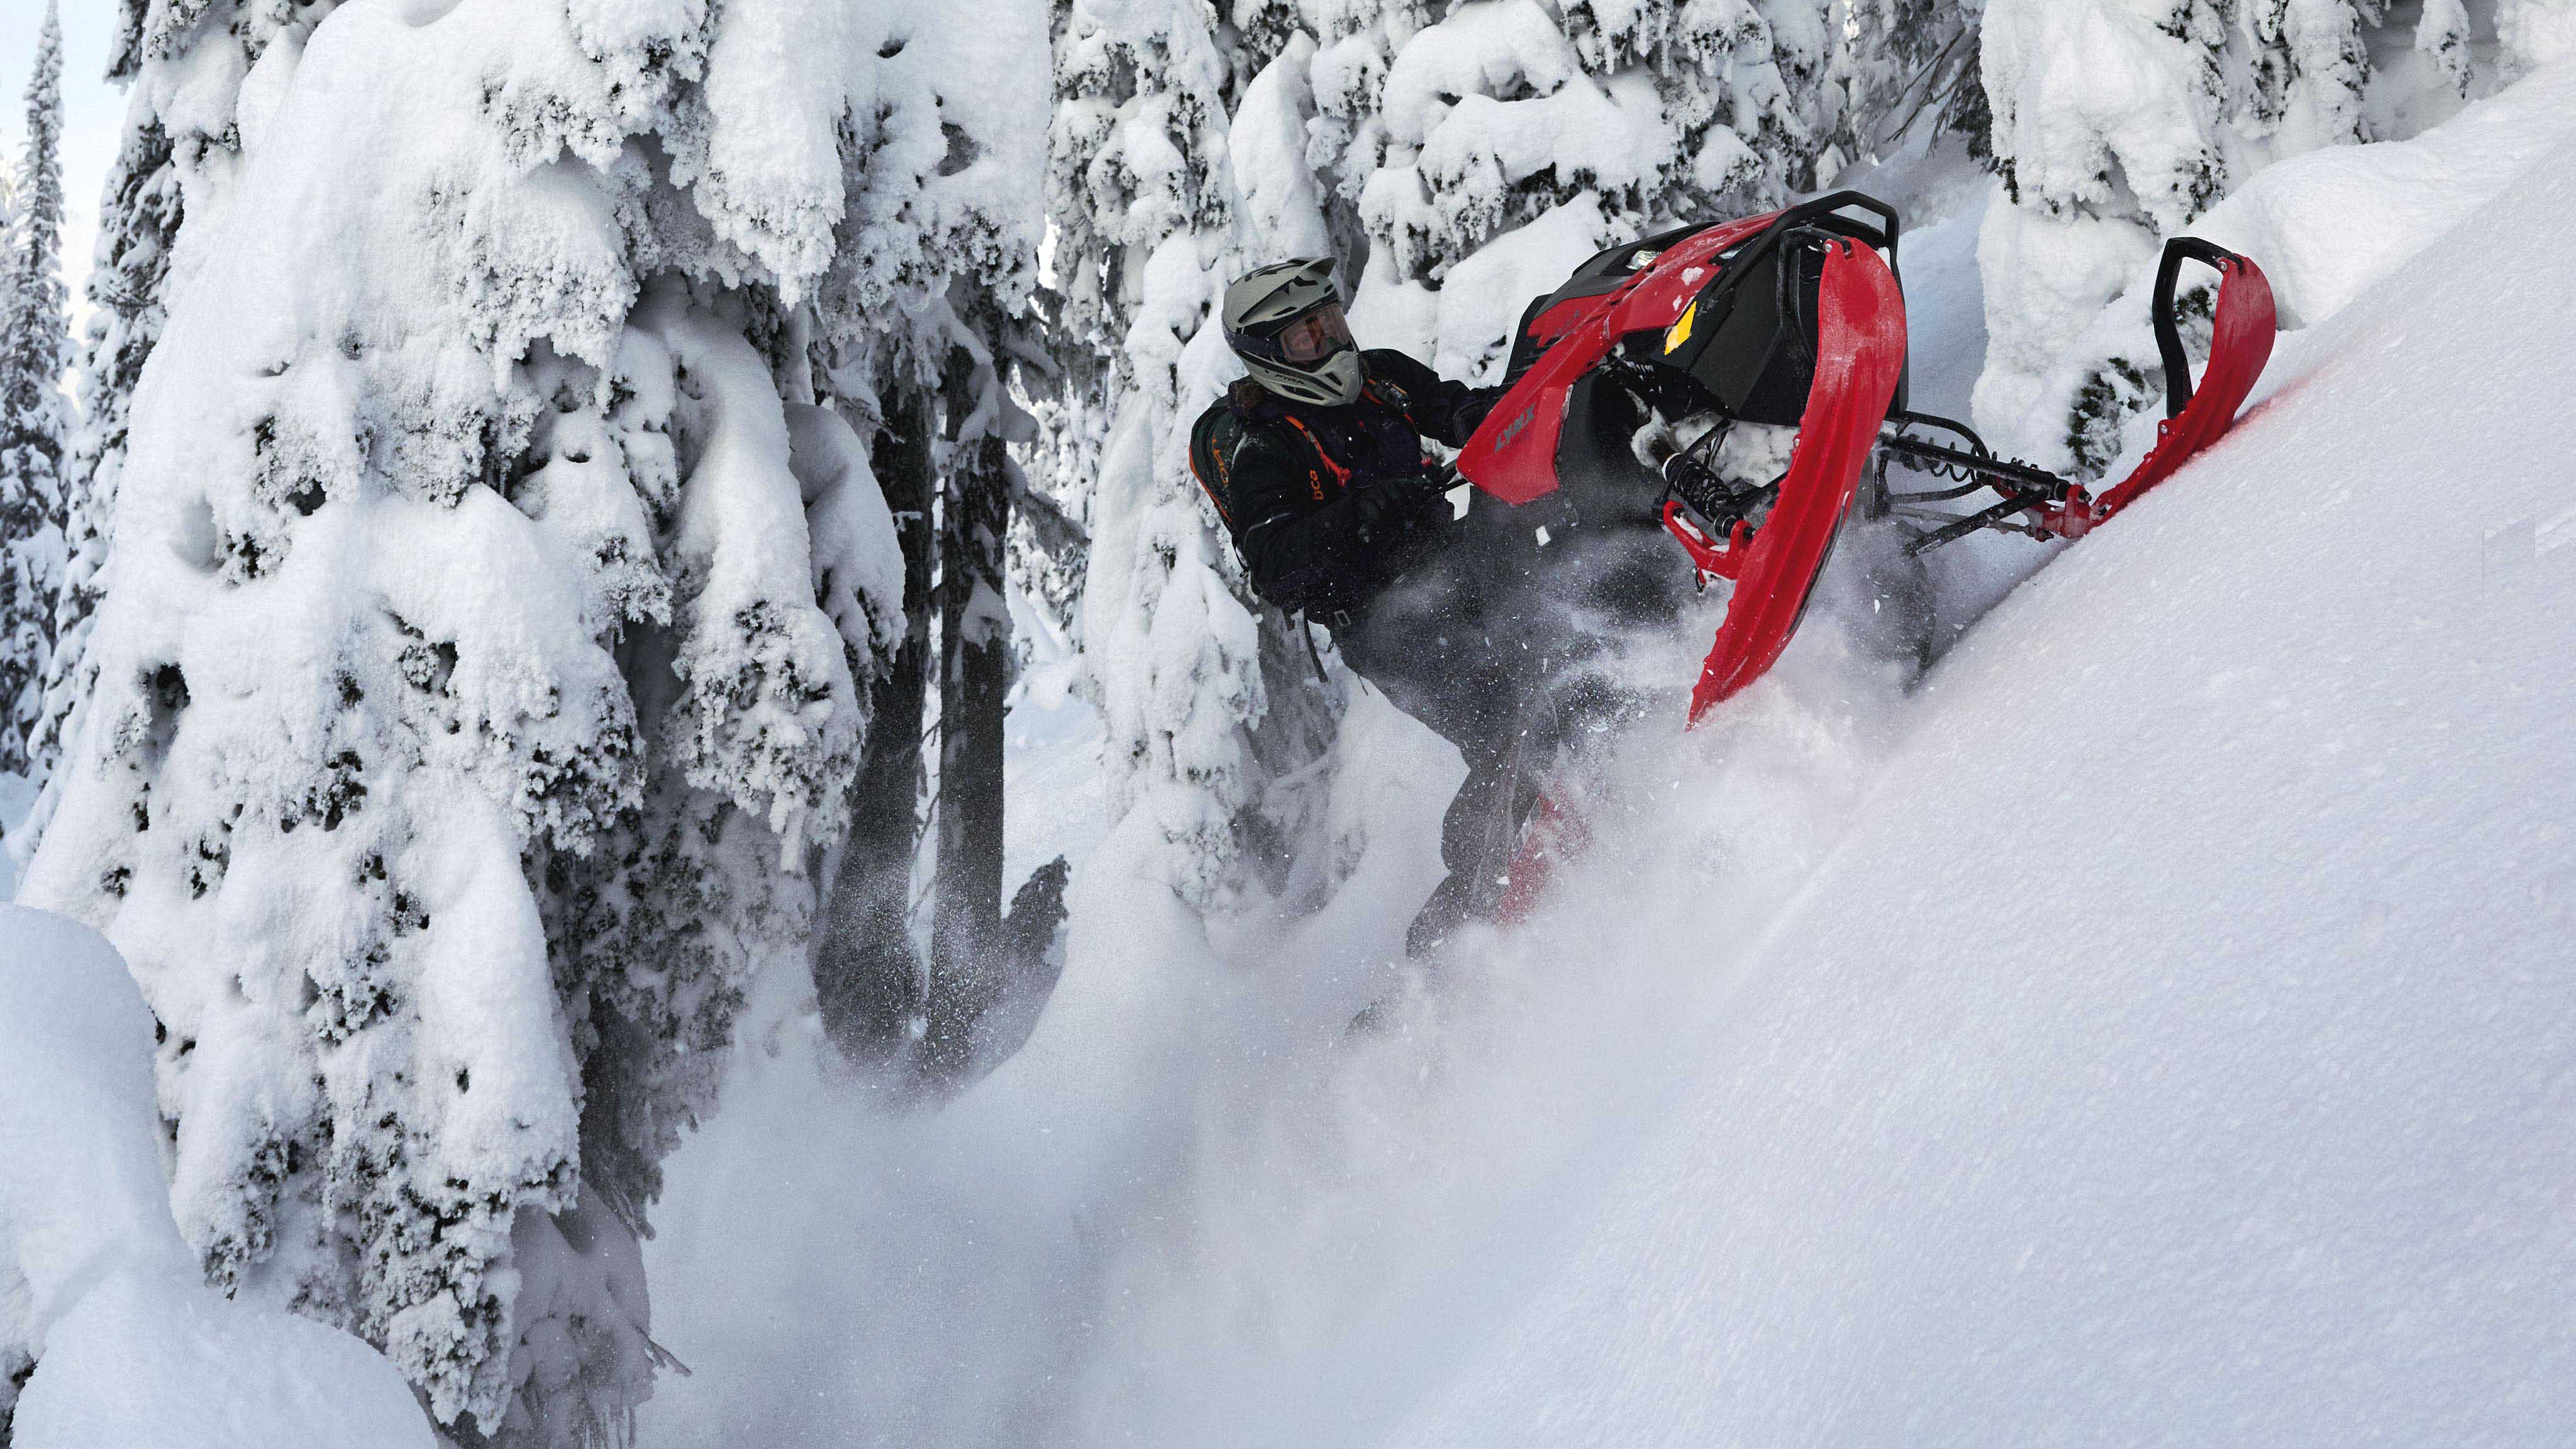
[637,89,2576,1449]
[1374,137,2576,1449]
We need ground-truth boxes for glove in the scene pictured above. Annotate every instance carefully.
[1389,463,1457,508]
[1452,386,1506,439]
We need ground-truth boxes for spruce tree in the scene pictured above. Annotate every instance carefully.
[16,2,1036,1442]
[18,1,339,853]
[1831,0,1990,166]
[2496,0,2576,75]
[2416,0,2475,94]
[0,0,69,780]
[1315,0,1841,289]
[807,8,1065,1087]
[1048,0,1341,914]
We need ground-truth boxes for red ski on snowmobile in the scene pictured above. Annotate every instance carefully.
[1455,191,2278,725]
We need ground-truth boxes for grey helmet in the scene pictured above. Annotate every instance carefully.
[1221,258,1363,407]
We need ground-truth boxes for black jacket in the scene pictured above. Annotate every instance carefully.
[1188,349,1498,618]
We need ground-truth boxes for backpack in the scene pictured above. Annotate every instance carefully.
[1186,387,1353,545]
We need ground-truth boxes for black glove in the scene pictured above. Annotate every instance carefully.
[1350,471,1438,542]
[1393,464,1459,507]
[1367,470,1460,584]
[1452,387,1506,439]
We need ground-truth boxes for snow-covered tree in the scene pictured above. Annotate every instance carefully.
[1972,0,2499,476]
[1831,0,1990,167]
[1046,0,1341,913]
[1312,0,1839,289]
[2495,0,2576,75]
[0,0,70,781]
[16,0,348,869]
[1302,0,1992,386]
[26,18,184,799]
[806,10,1062,1084]
[16,0,1040,1440]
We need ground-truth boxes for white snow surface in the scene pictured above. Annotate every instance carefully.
[642,107,2575,1449]
[0,906,432,1448]
[1376,140,2576,1449]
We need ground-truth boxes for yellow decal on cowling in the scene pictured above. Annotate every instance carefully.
[1663,299,1697,354]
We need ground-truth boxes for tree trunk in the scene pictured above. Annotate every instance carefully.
[919,344,1014,1078]
[814,385,935,1062]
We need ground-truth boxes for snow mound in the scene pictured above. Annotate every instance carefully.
[2185,58,2576,329]
[0,906,432,1447]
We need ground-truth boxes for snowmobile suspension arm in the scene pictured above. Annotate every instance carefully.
[1872,411,2087,555]
[1867,237,2272,560]
[1898,491,2058,552]
[1875,429,2072,502]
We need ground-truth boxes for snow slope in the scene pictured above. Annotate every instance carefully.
[1373,137,2576,1449]
[640,111,2575,1449]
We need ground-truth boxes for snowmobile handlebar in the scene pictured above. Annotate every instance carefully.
[1770,191,1900,260]
[1715,192,1902,302]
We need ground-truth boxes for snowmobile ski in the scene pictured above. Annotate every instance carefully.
[2045,240,2277,536]
[1669,233,1907,720]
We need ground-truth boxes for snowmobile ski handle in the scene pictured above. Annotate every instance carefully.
[1770,191,1901,273]
[2152,237,2241,419]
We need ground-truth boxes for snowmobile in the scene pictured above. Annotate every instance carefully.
[1449,190,2277,915]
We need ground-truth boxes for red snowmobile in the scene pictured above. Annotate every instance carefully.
[1453,191,2276,914]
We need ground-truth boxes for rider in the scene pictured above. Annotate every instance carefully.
[1188,257,1554,952]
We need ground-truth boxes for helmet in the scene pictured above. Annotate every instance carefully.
[1221,258,1363,407]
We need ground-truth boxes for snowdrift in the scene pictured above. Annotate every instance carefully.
[0,906,432,1447]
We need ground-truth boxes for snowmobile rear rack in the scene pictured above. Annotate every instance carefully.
[1457,195,2277,724]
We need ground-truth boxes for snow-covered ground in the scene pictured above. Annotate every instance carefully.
[1001,590,1113,899]
[638,96,2576,1449]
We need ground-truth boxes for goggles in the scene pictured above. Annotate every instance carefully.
[1275,304,1355,365]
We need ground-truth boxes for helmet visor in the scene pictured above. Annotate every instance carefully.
[1276,304,1355,365]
